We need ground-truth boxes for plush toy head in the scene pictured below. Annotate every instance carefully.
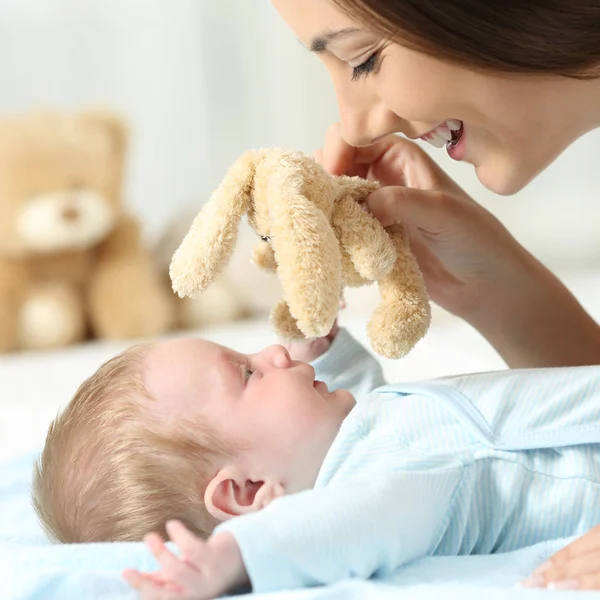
[0,110,126,258]
[170,148,431,359]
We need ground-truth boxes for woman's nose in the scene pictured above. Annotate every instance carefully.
[337,98,373,146]
[336,85,401,147]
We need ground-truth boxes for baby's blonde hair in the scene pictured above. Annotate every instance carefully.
[32,343,229,543]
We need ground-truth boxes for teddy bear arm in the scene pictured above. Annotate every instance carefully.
[333,197,397,281]
[252,242,277,272]
[367,224,431,359]
[97,213,143,258]
[88,252,175,339]
[0,262,23,352]
[89,215,175,339]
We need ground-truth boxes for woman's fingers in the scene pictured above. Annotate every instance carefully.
[548,524,600,565]
[321,122,358,176]
[365,186,450,232]
[523,526,600,589]
[542,550,600,587]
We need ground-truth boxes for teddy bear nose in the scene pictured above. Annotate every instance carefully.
[61,207,80,222]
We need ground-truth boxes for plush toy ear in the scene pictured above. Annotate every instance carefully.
[268,184,341,338]
[77,108,128,159]
[77,109,128,197]
[170,151,257,298]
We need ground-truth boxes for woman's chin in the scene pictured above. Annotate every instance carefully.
[474,161,532,196]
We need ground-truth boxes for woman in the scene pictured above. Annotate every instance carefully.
[271,0,600,590]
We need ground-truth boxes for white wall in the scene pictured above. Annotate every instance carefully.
[0,0,598,271]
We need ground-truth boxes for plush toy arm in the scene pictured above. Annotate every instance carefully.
[0,260,23,352]
[368,224,431,359]
[268,190,341,339]
[89,214,175,339]
[170,151,257,298]
[332,197,397,281]
[252,242,277,272]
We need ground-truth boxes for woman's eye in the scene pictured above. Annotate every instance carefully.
[351,51,380,82]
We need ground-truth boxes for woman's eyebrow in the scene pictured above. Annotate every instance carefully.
[309,27,360,52]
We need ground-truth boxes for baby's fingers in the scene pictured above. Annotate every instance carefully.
[138,578,187,600]
[146,531,207,592]
[123,569,183,599]
[123,569,145,590]
[166,520,206,564]
[146,532,200,585]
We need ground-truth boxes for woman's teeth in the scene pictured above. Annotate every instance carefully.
[421,119,463,149]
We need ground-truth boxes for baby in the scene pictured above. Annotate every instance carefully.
[33,327,600,599]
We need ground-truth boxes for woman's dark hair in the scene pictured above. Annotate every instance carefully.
[332,0,600,79]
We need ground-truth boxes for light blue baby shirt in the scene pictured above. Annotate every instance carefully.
[216,329,600,593]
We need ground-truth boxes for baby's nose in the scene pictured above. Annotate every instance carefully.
[264,344,291,369]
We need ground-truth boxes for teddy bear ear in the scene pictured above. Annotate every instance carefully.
[169,150,258,298]
[76,108,128,160]
[268,183,341,338]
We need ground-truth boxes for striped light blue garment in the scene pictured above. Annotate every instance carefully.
[216,328,600,594]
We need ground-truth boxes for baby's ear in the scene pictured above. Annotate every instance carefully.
[204,466,284,521]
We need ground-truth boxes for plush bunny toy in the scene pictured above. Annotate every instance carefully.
[170,148,431,359]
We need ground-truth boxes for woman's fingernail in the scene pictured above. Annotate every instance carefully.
[532,560,553,575]
[520,575,545,588]
[548,580,579,591]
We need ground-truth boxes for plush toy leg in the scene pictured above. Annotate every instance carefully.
[271,299,304,339]
[368,225,431,359]
[18,282,86,349]
[333,195,396,281]
[0,297,20,352]
[88,255,175,340]
[252,243,278,272]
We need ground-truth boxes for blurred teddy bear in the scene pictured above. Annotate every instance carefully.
[0,110,175,352]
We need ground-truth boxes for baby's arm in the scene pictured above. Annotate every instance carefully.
[125,469,462,598]
[310,326,387,398]
[216,468,461,592]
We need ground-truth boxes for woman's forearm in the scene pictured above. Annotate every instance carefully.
[465,251,600,369]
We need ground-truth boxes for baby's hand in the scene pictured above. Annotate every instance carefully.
[281,320,339,363]
[280,296,344,362]
[123,521,248,600]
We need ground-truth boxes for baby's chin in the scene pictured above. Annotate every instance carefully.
[331,389,356,416]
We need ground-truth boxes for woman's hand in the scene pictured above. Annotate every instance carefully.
[523,525,600,590]
[315,123,527,321]
[315,124,600,369]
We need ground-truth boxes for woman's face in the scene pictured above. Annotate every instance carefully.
[272,0,600,195]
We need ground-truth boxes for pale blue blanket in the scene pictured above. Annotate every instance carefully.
[2,453,599,600]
